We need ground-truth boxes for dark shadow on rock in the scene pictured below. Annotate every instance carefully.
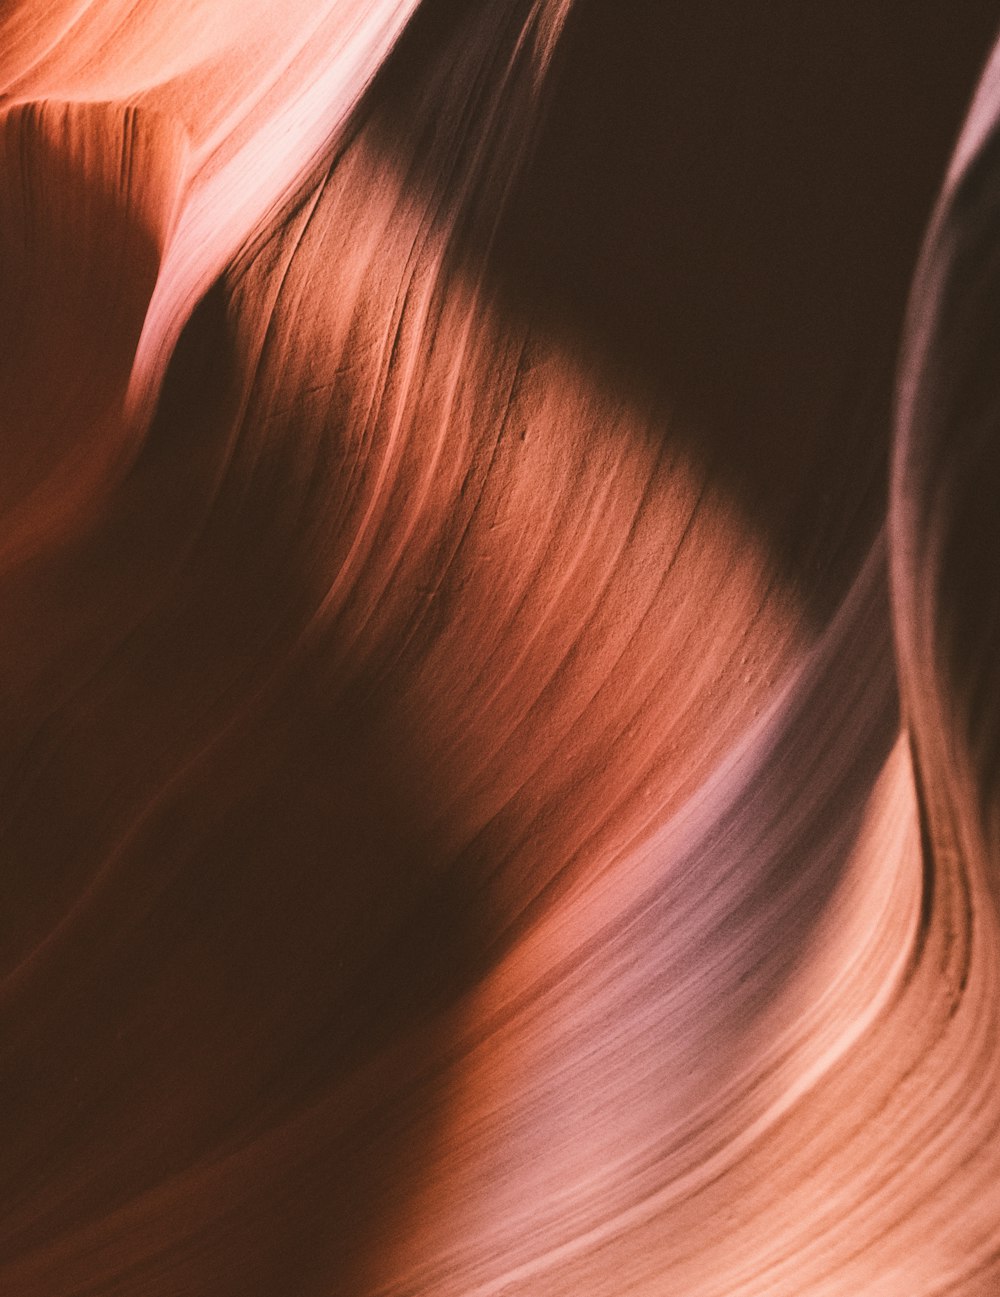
[368,0,1000,623]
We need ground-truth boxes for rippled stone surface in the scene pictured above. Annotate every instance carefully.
[2,4,1000,1293]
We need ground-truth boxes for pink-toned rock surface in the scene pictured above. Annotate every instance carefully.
[2,3,1000,1293]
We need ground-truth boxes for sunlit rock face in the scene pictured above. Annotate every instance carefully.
[2,3,1000,1294]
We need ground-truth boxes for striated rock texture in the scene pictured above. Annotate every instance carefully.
[2,2,1000,1293]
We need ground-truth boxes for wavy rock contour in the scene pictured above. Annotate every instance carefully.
[2,3,1000,1294]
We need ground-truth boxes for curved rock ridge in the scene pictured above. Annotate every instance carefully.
[2,2,1000,1294]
